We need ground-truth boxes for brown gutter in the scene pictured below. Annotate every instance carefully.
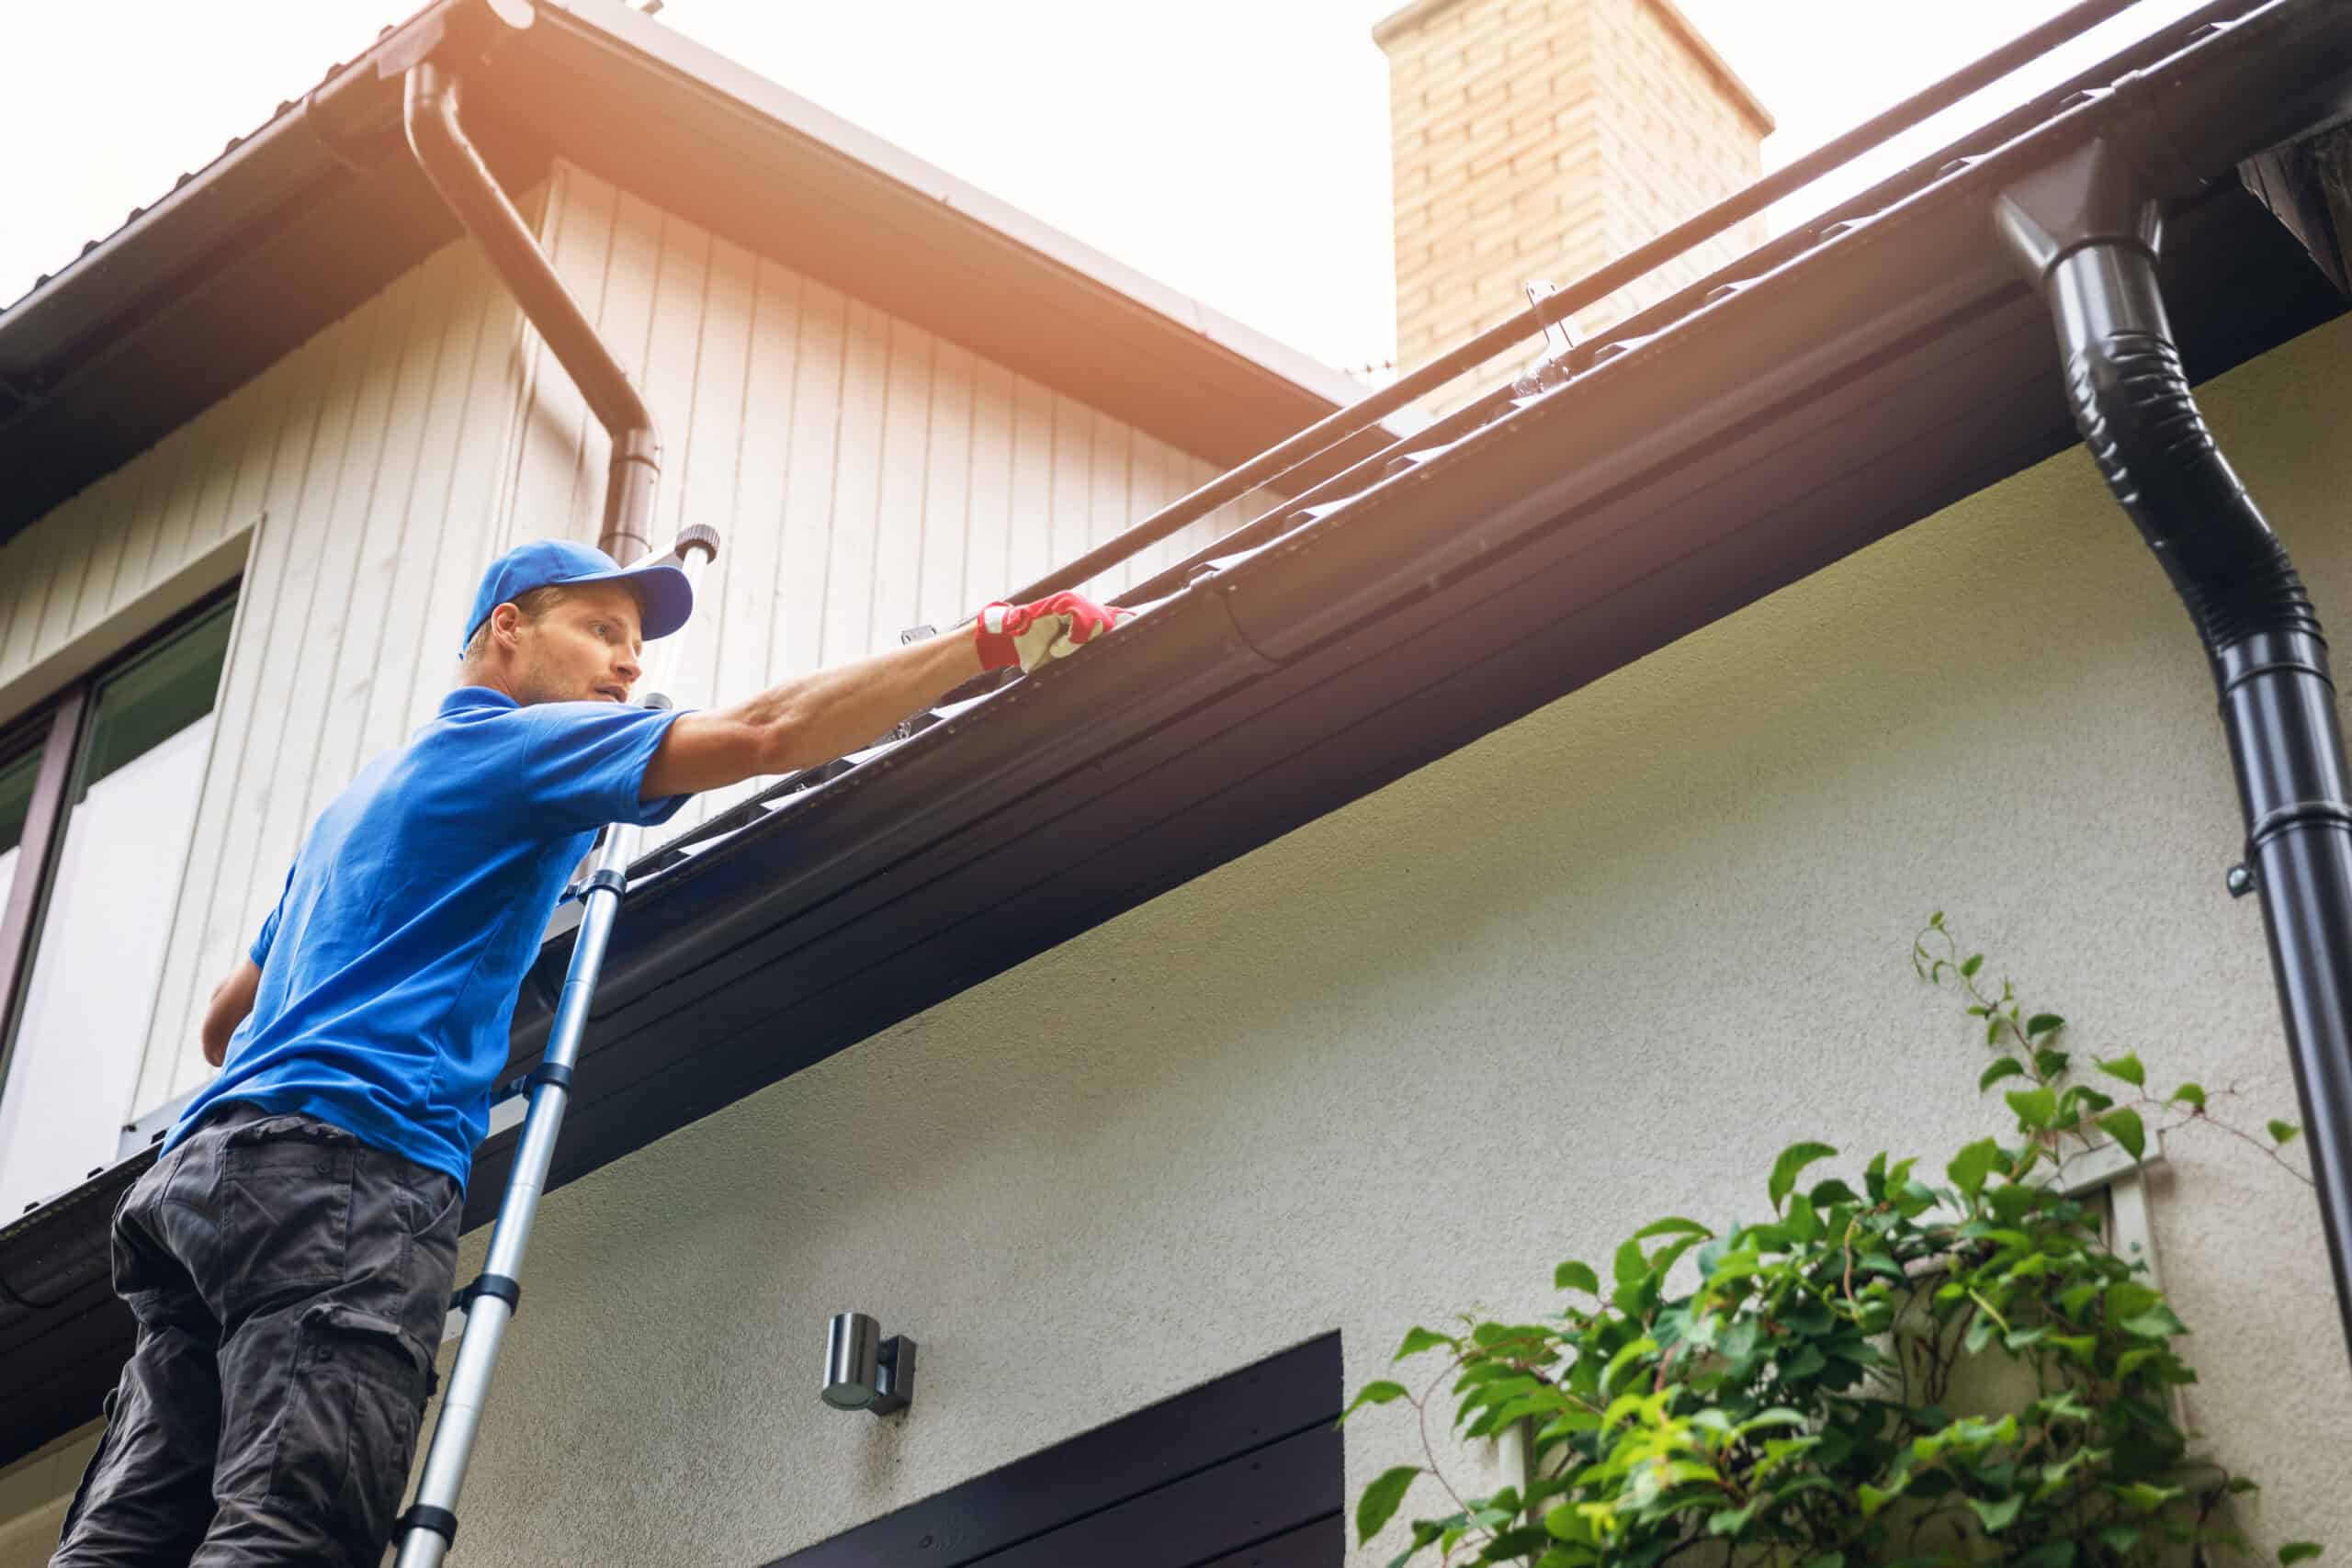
[402,50,662,563]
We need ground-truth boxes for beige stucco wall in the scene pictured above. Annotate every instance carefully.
[155,310,2335,1565]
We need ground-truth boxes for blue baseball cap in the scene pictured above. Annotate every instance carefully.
[461,538,694,655]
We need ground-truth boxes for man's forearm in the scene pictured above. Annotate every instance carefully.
[732,629,983,775]
[644,591,1128,801]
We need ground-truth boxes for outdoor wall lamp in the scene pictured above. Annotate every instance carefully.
[821,1311,916,1416]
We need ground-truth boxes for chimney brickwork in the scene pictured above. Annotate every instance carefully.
[1375,0,1772,412]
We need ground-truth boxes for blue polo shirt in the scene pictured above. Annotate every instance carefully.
[166,686,691,1188]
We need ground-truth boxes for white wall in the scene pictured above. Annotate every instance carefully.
[345,312,2352,1565]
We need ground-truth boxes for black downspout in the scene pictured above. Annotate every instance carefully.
[1997,137,2352,1365]
[402,57,662,564]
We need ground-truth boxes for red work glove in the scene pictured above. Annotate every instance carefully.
[974,592,1133,673]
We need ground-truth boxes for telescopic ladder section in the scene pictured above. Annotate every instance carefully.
[391,524,718,1568]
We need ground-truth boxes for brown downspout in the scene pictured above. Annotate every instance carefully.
[402,56,662,564]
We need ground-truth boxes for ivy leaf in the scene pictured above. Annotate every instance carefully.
[2097,1053,2146,1089]
[2112,1481,2183,1513]
[1544,1503,1595,1543]
[1948,1137,2004,1203]
[2280,1545,2324,1565]
[2007,1087,2058,1130]
[1553,1261,1600,1296]
[2097,1108,2147,1161]
[2120,1303,2189,1339]
[1961,953,1984,977]
[1969,1493,2025,1533]
[2033,1048,2070,1078]
[1601,1337,1659,1395]
[1340,1381,1410,1424]
[1770,1143,1838,1214]
[1707,1499,1765,1538]
[2027,1012,2065,1038]
[1979,1057,2027,1093]
[1628,1216,1713,1242]
[2271,1121,2303,1146]
[1356,1465,1421,1543]
[2172,1082,2207,1111]
[1393,1326,1453,1361]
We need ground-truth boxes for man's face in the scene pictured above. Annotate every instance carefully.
[507,581,646,706]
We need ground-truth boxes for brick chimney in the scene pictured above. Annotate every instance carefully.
[1374,0,1772,411]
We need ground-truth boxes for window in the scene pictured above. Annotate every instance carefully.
[0,590,237,1218]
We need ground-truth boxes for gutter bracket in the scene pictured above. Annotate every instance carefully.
[377,0,537,81]
[378,12,452,78]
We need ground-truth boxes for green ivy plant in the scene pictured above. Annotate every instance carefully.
[1346,916,2321,1568]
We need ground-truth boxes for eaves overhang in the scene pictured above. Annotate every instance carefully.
[0,0,1396,548]
[6,0,2350,1469]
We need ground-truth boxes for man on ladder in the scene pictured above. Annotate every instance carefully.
[50,535,1125,1567]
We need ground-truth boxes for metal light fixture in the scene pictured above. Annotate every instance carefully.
[821,1312,916,1416]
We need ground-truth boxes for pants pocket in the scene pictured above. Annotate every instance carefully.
[222,1117,356,1314]
[264,1302,432,1560]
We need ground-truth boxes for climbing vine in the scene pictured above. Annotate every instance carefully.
[1346,916,2320,1568]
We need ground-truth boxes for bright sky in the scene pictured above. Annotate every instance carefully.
[4,0,2210,374]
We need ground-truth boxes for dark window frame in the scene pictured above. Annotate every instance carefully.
[769,1331,1342,1568]
[0,582,241,1086]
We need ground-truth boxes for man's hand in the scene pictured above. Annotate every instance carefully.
[201,957,262,1067]
[974,592,1133,674]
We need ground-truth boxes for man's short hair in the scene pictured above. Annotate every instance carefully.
[461,582,576,664]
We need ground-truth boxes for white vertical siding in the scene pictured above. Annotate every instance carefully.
[0,156,1292,1144]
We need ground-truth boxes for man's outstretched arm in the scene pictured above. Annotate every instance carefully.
[641,592,1127,801]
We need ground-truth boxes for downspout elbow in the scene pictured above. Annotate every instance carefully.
[1996,139,2314,667]
[402,58,662,562]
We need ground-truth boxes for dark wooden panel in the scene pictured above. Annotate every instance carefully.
[1191,1514,1342,1568]
[978,1426,1340,1568]
[772,1334,1340,1568]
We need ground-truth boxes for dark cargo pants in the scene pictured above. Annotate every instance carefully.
[51,1104,462,1567]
